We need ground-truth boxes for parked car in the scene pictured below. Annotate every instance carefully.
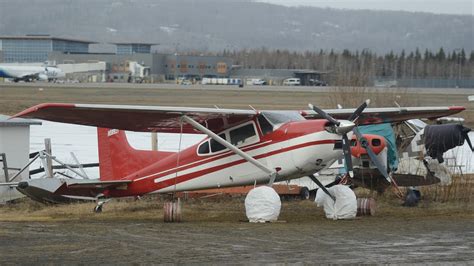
[283,78,300,86]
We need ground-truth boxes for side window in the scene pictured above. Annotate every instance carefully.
[258,115,273,136]
[210,133,226,152]
[230,123,257,146]
[198,141,210,154]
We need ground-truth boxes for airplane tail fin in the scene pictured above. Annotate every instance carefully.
[97,128,174,181]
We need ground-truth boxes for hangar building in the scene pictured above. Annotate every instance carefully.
[48,49,233,82]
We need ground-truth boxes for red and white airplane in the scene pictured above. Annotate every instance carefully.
[11,102,465,208]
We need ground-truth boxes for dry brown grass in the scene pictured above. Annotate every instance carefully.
[1,192,472,223]
[419,174,474,203]
[326,86,419,108]
[353,174,474,211]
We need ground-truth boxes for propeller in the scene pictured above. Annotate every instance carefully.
[308,99,390,183]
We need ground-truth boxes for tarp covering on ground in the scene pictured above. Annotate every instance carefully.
[315,185,357,220]
[245,186,281,223]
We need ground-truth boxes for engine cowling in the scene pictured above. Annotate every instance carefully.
[38,74,48,81]
[350,134,386,158]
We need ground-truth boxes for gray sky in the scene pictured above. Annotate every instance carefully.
[257,0,474,15]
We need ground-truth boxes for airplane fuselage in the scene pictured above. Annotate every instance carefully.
[0,65,64,81]
[106,119,344,197]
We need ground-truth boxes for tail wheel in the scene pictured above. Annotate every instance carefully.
[93,205,103,213]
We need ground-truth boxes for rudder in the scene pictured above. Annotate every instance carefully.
[97,128,174,181]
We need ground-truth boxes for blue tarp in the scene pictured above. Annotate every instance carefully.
[357,123,399,171]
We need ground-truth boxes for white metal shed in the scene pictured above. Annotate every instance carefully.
[0,115,41,203]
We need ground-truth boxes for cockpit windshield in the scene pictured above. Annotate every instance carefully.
[261,111,305,126]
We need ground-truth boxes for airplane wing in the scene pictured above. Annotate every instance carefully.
[302,106,465,125]
[0,182,19,187]
[353,168,441,187]
[13,103,465,133]
[54,179,132,197]
[16,178,132,203]
[19,72,41,80]
[13,103,257,133]
[64,179,132,188]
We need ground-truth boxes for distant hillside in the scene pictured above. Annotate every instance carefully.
[0,0,472,53]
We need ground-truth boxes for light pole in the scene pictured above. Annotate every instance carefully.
[454,48,462,88]
[173,43,180,83]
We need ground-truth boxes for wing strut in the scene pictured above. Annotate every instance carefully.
[181,115,278,185]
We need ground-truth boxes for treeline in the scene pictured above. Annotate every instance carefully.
[219,48,474,86]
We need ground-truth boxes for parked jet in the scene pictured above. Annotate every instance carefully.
[6,102,465,210]
[0,65,65,82]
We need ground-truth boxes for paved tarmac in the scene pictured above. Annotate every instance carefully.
[1,82,473,95]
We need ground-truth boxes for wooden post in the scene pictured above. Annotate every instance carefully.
[164,198,182,222]
[44,138,53,178]
[151,132,158,151]
[1,153,9,182]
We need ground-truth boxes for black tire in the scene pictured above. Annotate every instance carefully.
[300,187,310,200]
[93,205,103,213]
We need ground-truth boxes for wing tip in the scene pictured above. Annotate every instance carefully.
[11,103,75,119]
[449,106,465,112]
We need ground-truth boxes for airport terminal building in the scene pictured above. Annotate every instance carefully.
[48,52,234,82]
[0,35,322,84]
[0,35,234,82]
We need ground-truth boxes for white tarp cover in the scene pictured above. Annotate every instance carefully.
[315,185,357,220]
[245,186,281,223]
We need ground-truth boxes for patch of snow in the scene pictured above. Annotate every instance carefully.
[30,120,204,179]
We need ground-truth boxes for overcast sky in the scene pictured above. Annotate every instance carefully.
[257,0,474,15]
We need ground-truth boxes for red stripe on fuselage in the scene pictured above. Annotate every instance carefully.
[134,140,274,182]
[110,139,335,196]
[156,139,335,190]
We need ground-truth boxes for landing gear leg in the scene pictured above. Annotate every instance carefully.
[93,199,110,213]
[308,174,336,201]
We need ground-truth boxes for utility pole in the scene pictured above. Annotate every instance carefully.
[454,48,461,88]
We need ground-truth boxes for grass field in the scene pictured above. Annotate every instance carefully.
[1,84,473,126]
[0,83,472,263]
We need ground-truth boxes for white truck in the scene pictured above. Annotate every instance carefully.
[202,77,242,85]
[128,61,150,83]
[246,78,267,86]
